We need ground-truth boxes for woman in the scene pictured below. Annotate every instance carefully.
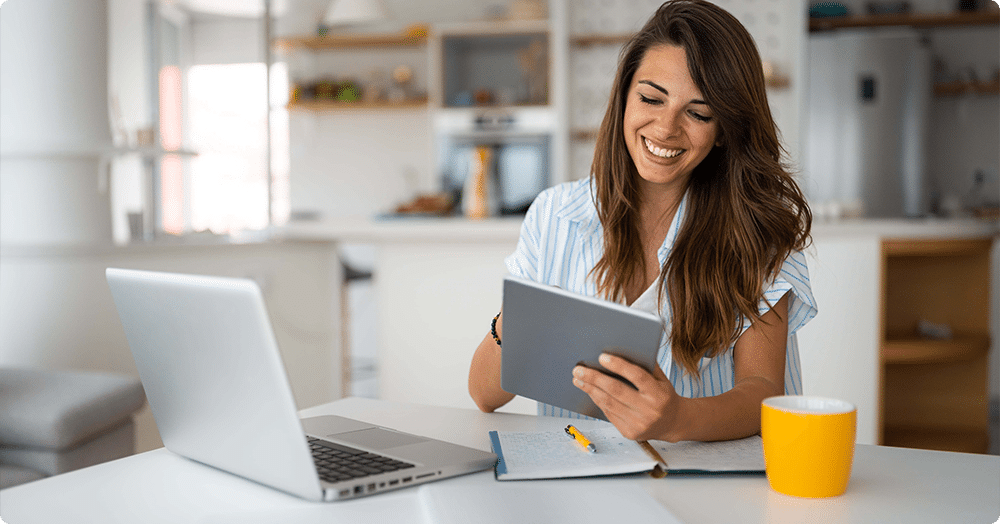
[468,0,817,443]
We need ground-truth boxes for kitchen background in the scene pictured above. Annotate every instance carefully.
[0,0,997,465]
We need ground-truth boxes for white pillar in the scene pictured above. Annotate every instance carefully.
[0,0,113,246]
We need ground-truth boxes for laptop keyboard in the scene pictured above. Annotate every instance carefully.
[308,437,415,484]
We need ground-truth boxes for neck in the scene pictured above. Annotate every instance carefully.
[637,184,685,234]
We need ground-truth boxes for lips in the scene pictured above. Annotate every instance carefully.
[643,137,683,159]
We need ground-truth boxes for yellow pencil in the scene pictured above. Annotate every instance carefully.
[565,424,597,453]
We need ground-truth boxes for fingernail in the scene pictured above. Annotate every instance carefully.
[599,354,611,365]
[572,367,582,378]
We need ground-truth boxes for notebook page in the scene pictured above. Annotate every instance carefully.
[650,435,765,472]
[493,427,659,479]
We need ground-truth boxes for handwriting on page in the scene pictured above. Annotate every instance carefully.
[651,435,765,472]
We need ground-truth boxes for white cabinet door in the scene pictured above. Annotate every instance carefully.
[797,236,882,445]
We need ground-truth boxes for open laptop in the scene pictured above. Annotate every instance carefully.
[106,268,497,502]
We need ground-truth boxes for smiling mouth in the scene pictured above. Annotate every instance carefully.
[644,137,683,159]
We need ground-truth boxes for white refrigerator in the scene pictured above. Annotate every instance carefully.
[805,29,932,218]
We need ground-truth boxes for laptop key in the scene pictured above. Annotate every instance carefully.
[308,437,416,482]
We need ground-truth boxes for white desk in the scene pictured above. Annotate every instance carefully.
[1,397,998,523]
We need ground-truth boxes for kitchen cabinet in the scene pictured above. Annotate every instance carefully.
[880,238,993,453]
[432,20,551,108]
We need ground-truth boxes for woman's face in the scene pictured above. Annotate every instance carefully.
[623,44,720,197]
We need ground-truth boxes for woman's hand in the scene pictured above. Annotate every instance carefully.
[574,293,791,443]
[572,353,683,441]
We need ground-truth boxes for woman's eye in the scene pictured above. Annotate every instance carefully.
[689,111,712,123]
[638,93,661,105]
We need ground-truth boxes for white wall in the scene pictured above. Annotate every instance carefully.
[926,26,1000,206]
[191,16,265,65]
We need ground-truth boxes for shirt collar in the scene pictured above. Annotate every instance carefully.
[657,189,689,266]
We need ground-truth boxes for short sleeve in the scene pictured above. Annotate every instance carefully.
[755,250,818,336]
[504,189,549,281]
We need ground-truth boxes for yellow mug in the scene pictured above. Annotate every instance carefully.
[761,396,857,498]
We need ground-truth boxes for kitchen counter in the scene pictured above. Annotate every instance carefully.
[276,215,525,244]
[277,215,998,244]
[274,214,999,423]
[810,217,998,239]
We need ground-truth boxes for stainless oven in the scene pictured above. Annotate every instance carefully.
[436,109,553,215]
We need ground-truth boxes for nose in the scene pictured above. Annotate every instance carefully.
[655,107,683,138]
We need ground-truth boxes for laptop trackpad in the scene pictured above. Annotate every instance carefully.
[333,428,428,450]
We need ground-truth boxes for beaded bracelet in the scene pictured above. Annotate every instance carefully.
[491,311,502,347]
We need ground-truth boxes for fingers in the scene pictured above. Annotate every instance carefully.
[573,354,679,441]
[572,367,649,440]
[596,353,665,390]
[572,365,637,413]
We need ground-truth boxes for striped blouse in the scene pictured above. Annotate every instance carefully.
[504,178,818,419]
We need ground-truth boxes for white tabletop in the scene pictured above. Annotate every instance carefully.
[1,397,998,524]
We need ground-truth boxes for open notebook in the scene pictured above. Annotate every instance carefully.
[489,426,764,481]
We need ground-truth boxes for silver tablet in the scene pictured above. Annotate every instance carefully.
[500,276,664,420]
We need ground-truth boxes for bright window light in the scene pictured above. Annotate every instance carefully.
[187,63,272,234]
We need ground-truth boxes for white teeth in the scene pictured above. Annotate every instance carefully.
[644,138,682,158]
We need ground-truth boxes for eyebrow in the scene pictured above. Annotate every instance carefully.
[638,80,708,105]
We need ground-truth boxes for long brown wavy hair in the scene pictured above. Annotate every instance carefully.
[589,0,812,377]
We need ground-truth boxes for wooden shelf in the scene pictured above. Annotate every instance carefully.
[882,334,990,364]
[934,79,1000,96]
[274,31,428,51]
[809,10,1000,31]
[883,237,992,257]
[883,426,989,454]
[287,97,429,111]
[571,33,632,47]
[435,19,550,37]
[109,147,199,158]
[878,237,992,454]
